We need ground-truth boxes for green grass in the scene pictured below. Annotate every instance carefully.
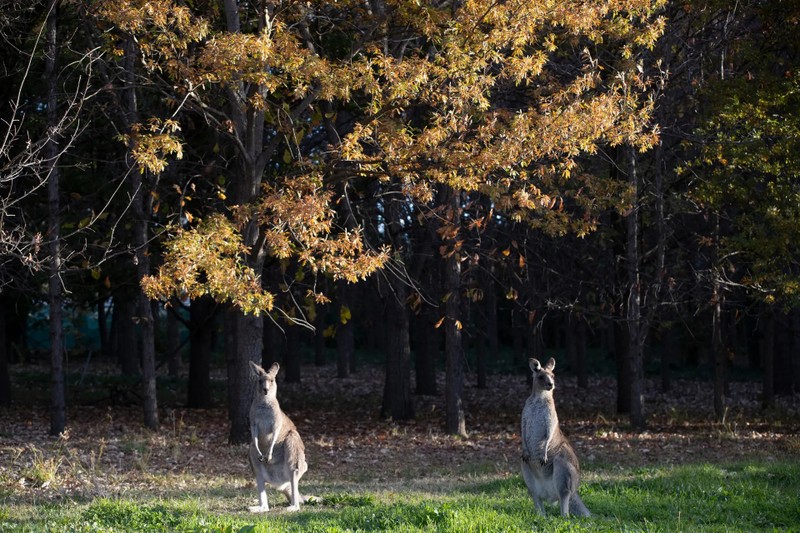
[2,461,798,532]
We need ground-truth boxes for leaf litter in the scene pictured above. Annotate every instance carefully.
[1,364,798,509]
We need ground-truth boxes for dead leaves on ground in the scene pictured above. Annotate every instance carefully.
[1,364,798,506]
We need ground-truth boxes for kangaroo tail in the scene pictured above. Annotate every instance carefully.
[570,493,591,517]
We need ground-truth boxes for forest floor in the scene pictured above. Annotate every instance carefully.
[1,362,799,515]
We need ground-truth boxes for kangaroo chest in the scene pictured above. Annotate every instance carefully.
[251,401,281,435]
[521,396,558,450]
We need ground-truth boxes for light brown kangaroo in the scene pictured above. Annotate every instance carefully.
[248,361,308,512]
[520,357,590,517]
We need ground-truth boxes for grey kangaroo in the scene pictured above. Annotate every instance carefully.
[248,361,308,512]
[520,357,590,517]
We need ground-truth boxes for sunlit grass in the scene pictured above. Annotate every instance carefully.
[1,461,798,532]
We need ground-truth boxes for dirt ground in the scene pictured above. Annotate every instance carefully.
[1,364,799,505]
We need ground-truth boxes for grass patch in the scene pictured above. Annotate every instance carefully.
[1,461,797,532]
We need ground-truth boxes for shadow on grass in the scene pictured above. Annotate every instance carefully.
[8,461,797,532]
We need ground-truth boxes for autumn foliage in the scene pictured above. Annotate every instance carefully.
[91,0,665,313]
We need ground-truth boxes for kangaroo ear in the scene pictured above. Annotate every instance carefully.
[249,360,264,376]
[529,358,541,372]
[267,362,280,377]
[545,357,556,371]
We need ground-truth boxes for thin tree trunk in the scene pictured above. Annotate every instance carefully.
[513,308,525,377]
[761,307,774,409]
[336,280,354,378]
[626,146,646,429]
[381,188,414,419]
[660,323,675,393]
[45,0,65,436]
[614,317,631,414]
[284,325,301,383]
[774,311,793,395]
[566,314,577,371]
[314,303,326,366]
[713,284,726,421]
[114,294,139,376]
[576,316,588,389]
[443,187,466,437]
[480,272,498,389]
[416,239,441,397]
[97,293,110,359]
[166,301,182,378]
[188,296,215,408]
[382,277,414,420]
[414,304,439,396]
[0,299,9,405]
[123,34,158,431]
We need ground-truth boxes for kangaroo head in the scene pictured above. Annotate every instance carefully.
[529,357,556,393]
[250,361,280,397]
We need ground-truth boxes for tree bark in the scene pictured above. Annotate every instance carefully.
[45,0,66,436]
[660,323,676,393]
[382,277,414,420]
[477,272,498,389]
[575,316,588,389]
[443,186,466,437]
[761,306,774,409]
[625,145,646,429]
[166,301,182,378]
[226,308,263,443]
[0,295,11,405]
[314,303,327,366]
[123,33,158,431]
[336,280,354,378]
[114,294,139,376]
[220,0,274,444]
[188,296,215,408]
[97,293,110,359]
[614,317,631,414]
[284,324,301,383]
[414,303,439,396]
[712,284,726,421]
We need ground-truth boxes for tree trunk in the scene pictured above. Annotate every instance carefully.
[188,296,215,408]
[761,307,774,409]
[123,33,158,431]
[774,311,794,395]
[114,294,139,376]
[45,0,65,436]
[414,305,439,396]
[566,314,577,371]
[314,303,327,366]
[0,296,10,405]
[97,293,110,359]
[226,308,263,444]
[712,285,726,421]
[443,187,466,437]
[575,316,588,389]
[336,280,354,378]
[625,146,646,429]
[512,308,526,378]
[382,277,414,420]
[166,301,182,378]
[478,273,498,389]
[221,0,273,444]
[660,323,676,393]
[615,314,631,414]
[284,325,301,383]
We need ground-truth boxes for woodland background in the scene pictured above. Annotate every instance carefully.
[1,0,800,451]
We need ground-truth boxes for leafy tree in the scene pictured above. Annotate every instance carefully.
[91,0,665,440]
[690,0,800,409]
